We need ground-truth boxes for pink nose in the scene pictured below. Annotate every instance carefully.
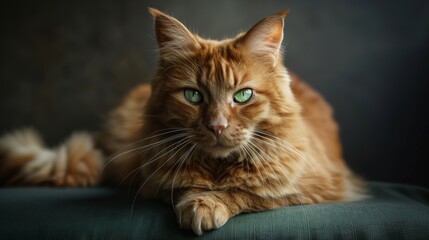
[208,114,228,137]
[209,124,227,137]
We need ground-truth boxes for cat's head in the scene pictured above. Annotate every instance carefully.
[146,9,299,158]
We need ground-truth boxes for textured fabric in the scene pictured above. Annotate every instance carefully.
[0,182,428,239]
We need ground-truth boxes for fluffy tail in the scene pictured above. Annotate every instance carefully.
[0,128,103,187]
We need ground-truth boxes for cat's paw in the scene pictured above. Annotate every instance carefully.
[176,193,230,235]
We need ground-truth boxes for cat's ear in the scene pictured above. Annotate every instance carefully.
[149,8,199,59]
[238,10,288,66]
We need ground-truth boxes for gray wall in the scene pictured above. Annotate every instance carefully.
[1,0,428,187]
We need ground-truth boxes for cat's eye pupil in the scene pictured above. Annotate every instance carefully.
[184,88,203,104]
[233,88,253,103]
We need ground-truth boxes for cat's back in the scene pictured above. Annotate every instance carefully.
[289,73,343,163]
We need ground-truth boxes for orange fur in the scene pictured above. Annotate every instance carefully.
[0,130,102,186]
[0,9,366,235]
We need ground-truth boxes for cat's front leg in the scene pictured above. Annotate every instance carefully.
[175,191,232,235]
[175,190,281,235]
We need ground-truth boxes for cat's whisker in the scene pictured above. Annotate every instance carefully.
[113,128,190,155]
[247,142,283,185]
[105,128,189,161]
[252,130,318,175]
[102,130,189,174]
[105,135,187,184]
[244,141,284,205]
[115,136,191,189]
[175,144,201,221]
[184,144,199,172]
[242,143,277,204]
[241,144,267,190]
[261,157,312,228]
[253,131,301,154]
[254,130,302,154]
[242,145,272,202]
[130,138,192,219]
[154,141,196,197]
[251,135,302,162]
[170,144,196,213]
[121,136,190,188]
[254,145,306,207]
[251,135,318,190]
[260,154,304,206]
[263,139,318,179]
[242,146,251,178]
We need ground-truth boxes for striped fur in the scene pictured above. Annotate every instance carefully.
[0,9,366,235]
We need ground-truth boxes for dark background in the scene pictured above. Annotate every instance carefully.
[1,0,428,187]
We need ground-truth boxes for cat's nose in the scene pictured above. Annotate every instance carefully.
[208,116,228,137]
[209,124,227,137]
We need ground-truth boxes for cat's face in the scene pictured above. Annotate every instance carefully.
[160,45,272,158]
[148,9,294,158]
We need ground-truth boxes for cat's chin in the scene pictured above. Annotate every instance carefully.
[206,144,238,158]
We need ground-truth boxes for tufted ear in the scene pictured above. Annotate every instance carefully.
[238,10,288,66]
[149,8,199,59]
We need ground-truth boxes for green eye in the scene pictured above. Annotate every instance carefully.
[233,88,253,103]
[184,88,203,104]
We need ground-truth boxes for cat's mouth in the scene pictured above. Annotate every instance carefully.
[213,142,232,149]
[210,145,236,158]
[212,137,237,148]
[191,129,245,158]
[206,141,240,158]
[190,136,238,158]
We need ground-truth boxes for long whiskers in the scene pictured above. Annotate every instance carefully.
[129,138,193,219]
[247,130,318,222]
[170,144,197,213]
[252,130,318,175]
[115,135,191,189]
[250,139,304,205]
[240,144,277,204]
[102,128,190,174]
[250,129,313,229]
[153,143,196,197]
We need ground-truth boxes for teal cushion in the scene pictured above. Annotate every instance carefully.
[1,182,428,239]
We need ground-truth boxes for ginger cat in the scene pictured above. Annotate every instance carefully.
[0,9,365,235]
